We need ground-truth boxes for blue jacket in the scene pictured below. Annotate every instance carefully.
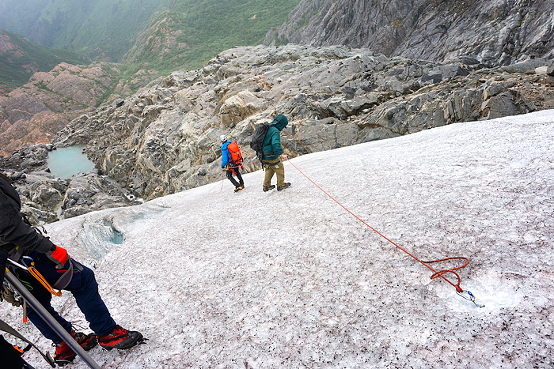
[262,114,288,161]
[221,140,232,168]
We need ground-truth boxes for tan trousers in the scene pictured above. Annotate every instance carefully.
[263,157,285,187]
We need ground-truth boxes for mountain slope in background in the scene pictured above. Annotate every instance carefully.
[123,0,303,73]
[0,29,90,92]
[0,0,303,156]
[0,0,172,62]
[268,0,554,66]
[0,61,162,157]
[0,0,302,92]
[0,0,301,67]
[1,110,552,368]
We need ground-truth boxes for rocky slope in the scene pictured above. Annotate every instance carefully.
[0,144,139,225]
[267,0,554,66]
[3,44,552,223]
[0,29,90,92]
[0,62,162,157]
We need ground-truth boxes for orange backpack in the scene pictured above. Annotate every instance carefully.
[227,141,243,165]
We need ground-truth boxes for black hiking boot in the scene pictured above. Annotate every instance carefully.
[234,186,244,192]
[263,185,275,192]
[277,183,291,191]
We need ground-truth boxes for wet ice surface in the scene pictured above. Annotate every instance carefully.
[2,110,553,368]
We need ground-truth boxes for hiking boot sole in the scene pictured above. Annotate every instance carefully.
[83,335,98,351]
[54,358,74,367]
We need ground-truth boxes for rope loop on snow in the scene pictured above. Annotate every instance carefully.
[286,158,472,295]
[421,257,469,293]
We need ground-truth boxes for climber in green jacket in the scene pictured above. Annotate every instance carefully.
[261,114,291,191]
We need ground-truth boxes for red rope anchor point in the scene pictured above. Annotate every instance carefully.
[286,158,482,305]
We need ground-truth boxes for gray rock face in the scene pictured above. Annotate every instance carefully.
[4,44,554,223]
[0,145,138,224]
[268,0,554,66]
[49,45,554,204]
[0,63,161,157]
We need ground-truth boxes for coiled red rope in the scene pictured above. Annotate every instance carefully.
[286,158,468,293]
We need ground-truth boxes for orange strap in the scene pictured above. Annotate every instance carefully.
[28,262,62,297]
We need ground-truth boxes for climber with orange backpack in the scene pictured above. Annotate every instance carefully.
[220,135,245,192]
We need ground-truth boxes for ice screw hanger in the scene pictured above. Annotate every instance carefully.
[457,290,485,308]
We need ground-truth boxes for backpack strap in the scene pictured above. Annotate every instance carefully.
[51,259,83,290]
[9,246,26,265]
[0,318,55,368]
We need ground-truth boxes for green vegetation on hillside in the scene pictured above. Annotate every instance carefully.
[0,30,91,91]
[0,0,300,96]
[125,0,301,73]
[37,0,173,61]
[0,0,172,62]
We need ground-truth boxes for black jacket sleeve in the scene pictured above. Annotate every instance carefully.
[0,248,7,284]
[0,184,54,255]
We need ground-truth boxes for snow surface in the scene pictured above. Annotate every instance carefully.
[2,110,553,368]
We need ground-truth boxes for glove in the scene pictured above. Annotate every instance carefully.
[46,245,69,269]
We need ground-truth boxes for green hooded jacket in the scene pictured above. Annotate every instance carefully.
[262,114,288,161]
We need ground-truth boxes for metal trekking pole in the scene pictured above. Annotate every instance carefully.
[4,269,102,369]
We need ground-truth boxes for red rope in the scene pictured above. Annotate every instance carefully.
[208,172,226,195]
[286,158,467,293]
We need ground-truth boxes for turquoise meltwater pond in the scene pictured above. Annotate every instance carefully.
[47,146,95,179]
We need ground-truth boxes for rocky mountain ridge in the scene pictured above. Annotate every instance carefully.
[0,29,90,93]
[0,62,162,157]
[267,0,554,66]
[2,44,554,224]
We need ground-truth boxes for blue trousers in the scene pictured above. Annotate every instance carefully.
[20,256,116,344]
